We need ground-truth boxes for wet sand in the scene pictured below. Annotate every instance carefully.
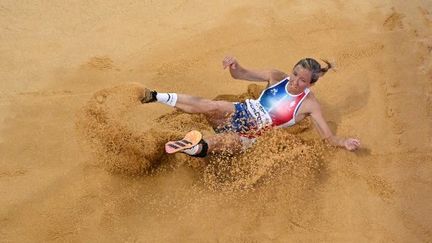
[1,0,432,242]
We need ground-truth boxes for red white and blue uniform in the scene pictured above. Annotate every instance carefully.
[215,77,310,138]
[245,77,310,129]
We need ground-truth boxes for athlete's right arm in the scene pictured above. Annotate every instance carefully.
[222,56,287,83]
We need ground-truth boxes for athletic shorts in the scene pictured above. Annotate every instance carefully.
[214,102,259,149]
[214,102,257,134]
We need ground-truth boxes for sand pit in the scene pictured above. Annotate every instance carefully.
[1,0,432,242]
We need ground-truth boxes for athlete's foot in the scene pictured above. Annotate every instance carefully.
[165,130,203,154]
[141,88,158,103]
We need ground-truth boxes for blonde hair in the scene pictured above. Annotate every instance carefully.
[294,58,332,83]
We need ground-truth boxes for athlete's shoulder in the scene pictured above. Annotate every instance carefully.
[305,90,316,99]
[302,91,321,112]
[268,70,289,85]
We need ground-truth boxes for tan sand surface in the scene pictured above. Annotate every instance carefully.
[1,0,432,242]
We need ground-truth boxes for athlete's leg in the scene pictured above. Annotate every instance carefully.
[166,130,257,157]
[205,132,244,155]
[142,89,235,127]
[175,94,235,123]
[181,132,244,157]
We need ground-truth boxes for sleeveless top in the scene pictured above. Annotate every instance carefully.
[244,77,310,130]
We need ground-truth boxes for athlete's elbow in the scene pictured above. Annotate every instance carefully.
[230,68,246,80]
[230,71,241,79]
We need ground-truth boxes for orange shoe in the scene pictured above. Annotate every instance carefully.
[165,130,203,154]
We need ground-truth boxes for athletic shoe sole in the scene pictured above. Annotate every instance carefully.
[165,130,203,154]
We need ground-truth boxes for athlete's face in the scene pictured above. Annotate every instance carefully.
[288,65,312,94]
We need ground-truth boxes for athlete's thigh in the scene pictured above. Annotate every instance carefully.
[206,132,243,154]
[205,100,235,125]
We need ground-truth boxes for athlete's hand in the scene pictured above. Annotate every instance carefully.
[344,138,361,151]
[223,56,239,70]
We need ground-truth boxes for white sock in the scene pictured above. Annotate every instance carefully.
[182,144,202,156]
[156,93,178,107]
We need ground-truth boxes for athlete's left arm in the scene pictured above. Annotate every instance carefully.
[308,100,361,151]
